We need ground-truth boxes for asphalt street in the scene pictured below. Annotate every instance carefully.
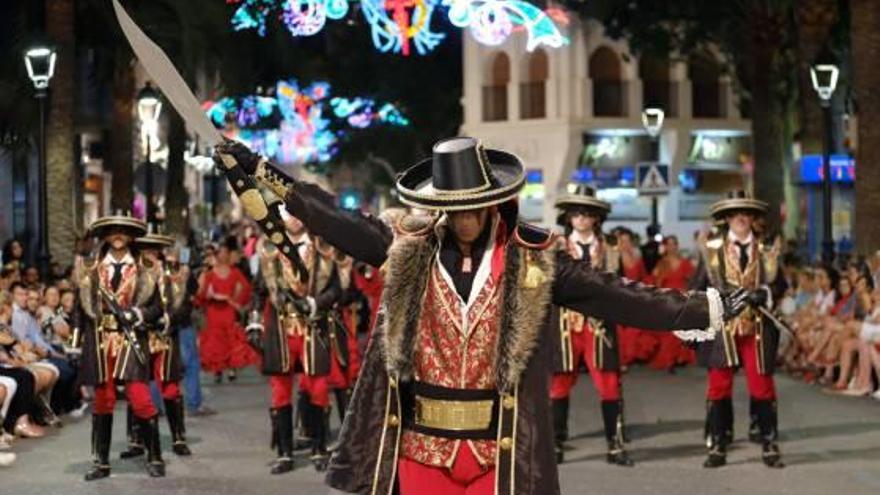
[3,366,879,495]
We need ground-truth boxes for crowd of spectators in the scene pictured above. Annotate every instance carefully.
[0,240,87,467]
[778,252,880,399]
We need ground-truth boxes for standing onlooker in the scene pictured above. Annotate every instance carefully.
[195,237,259,383]
[168,250,214,416]
[649,235,697,371]
[640,225,661,274]
[1,240,25,275]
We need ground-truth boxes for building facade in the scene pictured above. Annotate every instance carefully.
[460,18,754,247]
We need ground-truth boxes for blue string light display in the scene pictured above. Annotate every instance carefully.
[203,78,409,167]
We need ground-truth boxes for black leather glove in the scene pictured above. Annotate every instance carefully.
[213,138,261,175]
[748,289,769,308]
[721,288,750,322]
[291,296,314,318]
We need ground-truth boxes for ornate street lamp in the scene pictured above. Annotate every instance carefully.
[137,82,163,224]
[810,62,839,264]
[23,45,57,281]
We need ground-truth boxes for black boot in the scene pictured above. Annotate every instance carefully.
[294,391,313,451]
[120,406,145,459]
[720,398,734,446]
[334,388,350,424]
[601,400,634,467]
[309,404,330,472]
[270,405,295,475]
[141,415,166,477]
[703,401,728,468]
[165,398,192,456]
[748,398,762,444]
[551,398,569,464]
[84,414,113,481]
[754,399,785,468]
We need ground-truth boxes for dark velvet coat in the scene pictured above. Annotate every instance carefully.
[253,243,342,376]
[283,183,715,495]
[74,256,163,385]
[689,235,780,375]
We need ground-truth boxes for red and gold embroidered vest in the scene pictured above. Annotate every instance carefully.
[400,259,502,469]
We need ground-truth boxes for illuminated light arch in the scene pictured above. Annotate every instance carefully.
[227,0,569,55]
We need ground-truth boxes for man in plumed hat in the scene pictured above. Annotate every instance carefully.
[689,190,784,469]
[73,214,167,480]
[212,137,752,495]
[549,184,634,466]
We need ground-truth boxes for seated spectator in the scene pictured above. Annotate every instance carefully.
[8,283,62,425]
[786,265,837,378]
[808,274,860,383]
[0,294,46,438]
[22,267,41,289]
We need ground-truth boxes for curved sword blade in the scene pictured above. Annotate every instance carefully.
[111,0,223,147]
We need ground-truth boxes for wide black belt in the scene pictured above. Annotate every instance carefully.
[401,381,499,440]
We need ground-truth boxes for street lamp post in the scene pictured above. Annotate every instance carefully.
[24,46,57,282]
[810,63,839,264]
[137,82,162,224]
[641,107,665,233]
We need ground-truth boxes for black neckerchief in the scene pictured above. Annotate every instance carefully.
[439,220,492,302]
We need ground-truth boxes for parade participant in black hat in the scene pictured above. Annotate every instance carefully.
[214,136,751,495]
[73,214,166,480]
[248,203,341,474]
[690,190,784,469]
[133,228,193,458]
[548,184,634,466]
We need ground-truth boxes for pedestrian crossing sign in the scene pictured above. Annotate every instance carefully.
[637,162,669,195]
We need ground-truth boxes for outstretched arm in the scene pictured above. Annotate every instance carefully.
[213,140,392,268]
[553,251,727,332]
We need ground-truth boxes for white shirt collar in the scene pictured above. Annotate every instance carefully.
[102,251,135,266]
[569,231,596,246]
[435,212,500,310]
[727,230,754,246]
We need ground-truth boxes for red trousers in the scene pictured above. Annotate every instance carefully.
[550,329,621,401]
[706,334,776,401]
[152,352,180,400]
[93,353,157,419]
[268,334,329,408]
[398,443,494,495]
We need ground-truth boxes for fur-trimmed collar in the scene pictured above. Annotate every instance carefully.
[379,225,556,393]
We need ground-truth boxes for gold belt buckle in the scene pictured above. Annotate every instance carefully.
[414,396,494,431]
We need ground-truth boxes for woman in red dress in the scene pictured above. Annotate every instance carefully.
[615,229,658,366]
[648,235,697,371]
[196,238,259,383]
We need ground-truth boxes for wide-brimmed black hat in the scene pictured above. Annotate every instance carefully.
[135,224,175,251]
[709,189,768,220]
[554,184,611,226]
[88,214,147,240]
[395,137,526,211]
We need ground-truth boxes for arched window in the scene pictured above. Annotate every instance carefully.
[482,52,510,122]
[590,46,624,117]
[639,55,675,117]
[688,53,723,118]
[520,49,548,119]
